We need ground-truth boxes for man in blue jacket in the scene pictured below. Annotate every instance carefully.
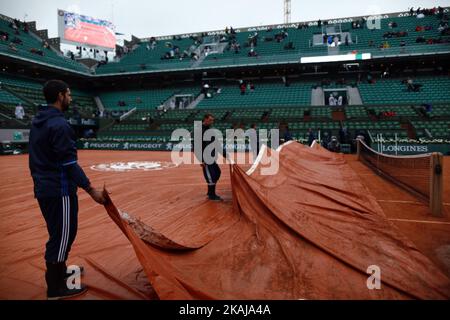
[29,80,105,299]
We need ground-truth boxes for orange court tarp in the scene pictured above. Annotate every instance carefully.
[103,142,450,299]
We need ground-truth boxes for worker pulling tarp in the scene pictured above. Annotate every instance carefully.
[103,142,450,299]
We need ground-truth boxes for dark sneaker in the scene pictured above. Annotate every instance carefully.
[47,284,88,300]
[208,195,223,201]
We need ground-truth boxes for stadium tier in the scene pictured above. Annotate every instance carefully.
[0,74,96,118]
[1,10,449,76]
[197,81,313,109]
[93,12,450,75]
[98,86,200,110]
[0,15,90,73]
[359,77,450,104]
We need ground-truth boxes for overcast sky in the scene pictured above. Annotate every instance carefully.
[1,0,450,39]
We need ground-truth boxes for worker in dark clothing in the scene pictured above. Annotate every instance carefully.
[29,80,106,300]
[196,113,222,201]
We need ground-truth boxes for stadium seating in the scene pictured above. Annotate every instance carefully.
[345,105,368,119]
[2,11,449,146]
[412,120,449,139]
[0,88,22,105]
[197,81,312,109]
[92,12,449,74]
[359,77,450,104]
[0,17,89,73]
[426,104,450,117]
[95,37,195,74]
[0,74,96,117]
[98,86,199,110]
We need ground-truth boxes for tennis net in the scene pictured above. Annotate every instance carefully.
[357,139,444,216]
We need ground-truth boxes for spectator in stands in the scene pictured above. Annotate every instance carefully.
[438,22,448,32]
[368,40,374,47]
[388,21,398,28]
[420,103,432,117]
[240,82,246,95]
[202,83,210,96]
[12,36,22,45]
[339,127,350,144]
[283,125,293,143]
[321,131,331,149]
[327,136,340,152]
[367,73,375,84]
[329,94,336,106]
[15,103,25,120]
[42,40,50,50]
[345,34,349,46]
[274,30,288,43]
[284,41,295,50]
[248,32,259,47]
[416,36,426,43]
[327,35,333,45]
[318,19,322,28]
[10,21,19,33]
[0,31,9,42]
[333,35,339,47]
[404,78,423,92]
[30,48,44,56]
[337,95,343,106]
[8,42,18,52]
[307,128,316,146]
[248,48,258,57]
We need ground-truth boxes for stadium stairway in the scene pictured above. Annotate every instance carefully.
[347,86,363,105]
[311,87,324,106]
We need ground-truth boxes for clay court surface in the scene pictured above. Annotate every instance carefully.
[0,150,449,300]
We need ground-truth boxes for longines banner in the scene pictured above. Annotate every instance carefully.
[373,143,450,155]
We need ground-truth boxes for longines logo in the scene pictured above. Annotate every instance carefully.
[382,145,428,153]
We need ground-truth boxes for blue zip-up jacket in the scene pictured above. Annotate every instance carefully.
[29,105,90,198]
